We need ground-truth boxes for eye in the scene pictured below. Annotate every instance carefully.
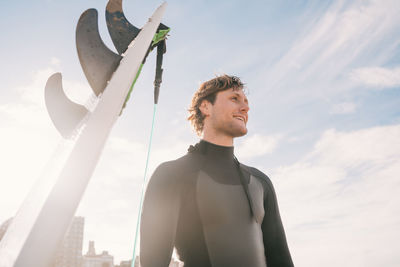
[231,96,238,101]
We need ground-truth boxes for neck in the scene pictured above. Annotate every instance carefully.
[202,130,234,146]
[196,139,234,159]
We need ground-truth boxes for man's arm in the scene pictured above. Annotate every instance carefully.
[140,162,181,267]
[262,176,294,267]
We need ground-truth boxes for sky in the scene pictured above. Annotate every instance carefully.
[0,0,399,266]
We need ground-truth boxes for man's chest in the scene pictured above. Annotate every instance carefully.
[196,170,265,226]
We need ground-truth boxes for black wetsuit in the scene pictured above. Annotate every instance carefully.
[140,140,294,267]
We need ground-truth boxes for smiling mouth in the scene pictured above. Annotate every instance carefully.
[234,116,246,123]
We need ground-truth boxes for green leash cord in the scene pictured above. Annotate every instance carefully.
[120,63,157,266]
[130,104,157,267]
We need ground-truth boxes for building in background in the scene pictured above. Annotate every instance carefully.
[1,216,85,267]
[1,216,193,267]
[53,216,85,267]
[115,255,183,267]
[115,260,130,267]
[82,240,114,267]
[115,258,133,267]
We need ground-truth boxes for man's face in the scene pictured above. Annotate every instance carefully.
[202,88,249,138]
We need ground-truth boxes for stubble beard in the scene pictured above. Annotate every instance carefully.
[214,119,248,138]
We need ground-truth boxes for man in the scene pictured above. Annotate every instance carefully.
[140,75,294,267]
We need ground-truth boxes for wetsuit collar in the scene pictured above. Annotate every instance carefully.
[189,140,234,160]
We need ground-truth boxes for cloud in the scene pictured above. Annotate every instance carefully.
[50,57,61,67]
[259,0,400,101]
[271,124,400,267]
[350,66,400,88]
[236,133,281,160]
[330,101,357,114]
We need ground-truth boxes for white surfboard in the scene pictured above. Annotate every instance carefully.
[0,3,167,267]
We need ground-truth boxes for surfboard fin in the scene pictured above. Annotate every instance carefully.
[76,9,122,96]
[44,73,89,138]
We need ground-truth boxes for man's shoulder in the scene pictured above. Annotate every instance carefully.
[147,154,194,190]
[239,162,274,187]
[153,152,202,177]
[239,162,269,179]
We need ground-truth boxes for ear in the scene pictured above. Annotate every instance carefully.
[199,99,211,117]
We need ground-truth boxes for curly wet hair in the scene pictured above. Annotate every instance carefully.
[187,74,245,136]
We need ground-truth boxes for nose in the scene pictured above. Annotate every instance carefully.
[240,101,249,113]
